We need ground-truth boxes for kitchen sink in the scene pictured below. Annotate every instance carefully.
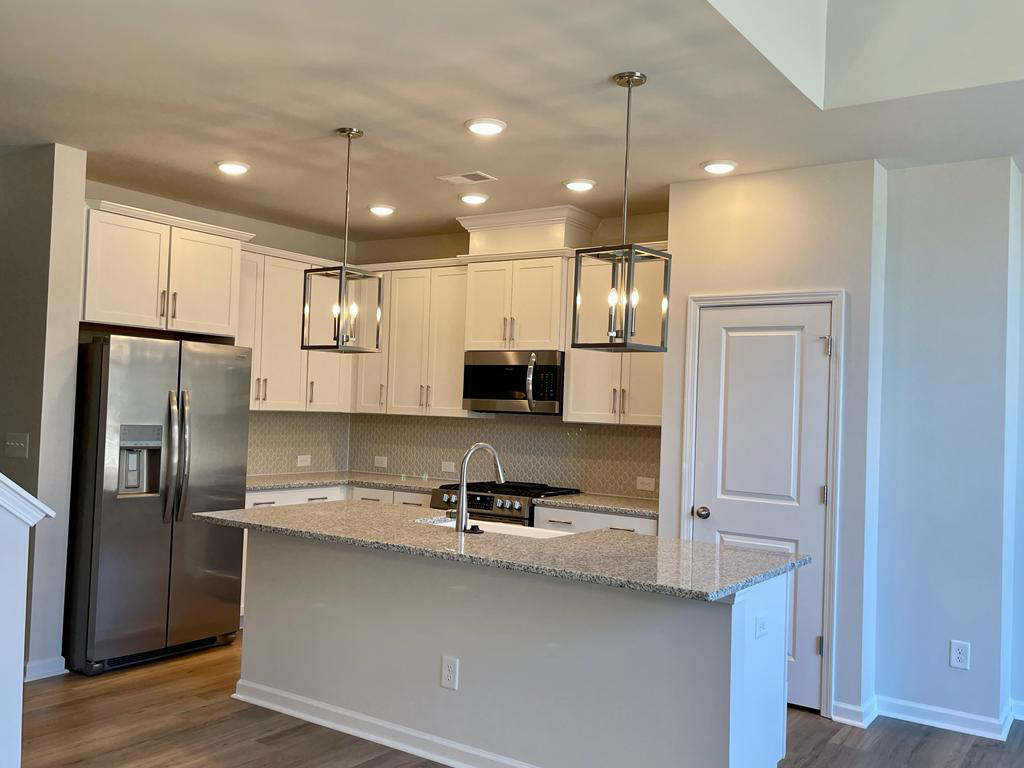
[416,516,568,539]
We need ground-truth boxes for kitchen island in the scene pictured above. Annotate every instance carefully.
[197,500,808,768]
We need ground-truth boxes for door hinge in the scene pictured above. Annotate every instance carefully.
[816,635,824,656]
[820,484,828,505]
[819,334,833,357]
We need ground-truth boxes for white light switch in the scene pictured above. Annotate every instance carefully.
[4,432,29,459]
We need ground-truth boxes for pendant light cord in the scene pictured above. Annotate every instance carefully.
[622,81,632,245]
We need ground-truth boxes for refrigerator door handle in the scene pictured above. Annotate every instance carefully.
[163,390,180,524]
[175,389,192,522]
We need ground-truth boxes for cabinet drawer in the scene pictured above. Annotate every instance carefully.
[393,490,431,508]
[533,506,657,535]
[246,486,343,507]
[351,487,395,504]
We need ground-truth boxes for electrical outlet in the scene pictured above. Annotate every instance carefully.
[374,455,388,469]
[755,614,768,640]
[296,454,311,467]
[441,655,459,691]
[441,460,456,474]
[950,640,971,670]
[636,476,656,492]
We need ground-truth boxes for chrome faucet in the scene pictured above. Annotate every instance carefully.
[456,442,505,533]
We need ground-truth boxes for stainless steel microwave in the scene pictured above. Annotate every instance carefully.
[463,350,564,414]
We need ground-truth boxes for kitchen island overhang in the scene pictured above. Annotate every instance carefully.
[198,501,809,768]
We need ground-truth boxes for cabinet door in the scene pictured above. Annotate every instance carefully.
[386,269,431,415]
[167,228,242,336]
[510,257,564,350]
[259,256,308,411]
[238,251,265,410]
[83,210,170,329]
[394,490,431,508]
[621,352,663,426]
[351,487,395,504]
[464,261,513,350]
[304,264,353,412]
[534,506,657,535]
[426,266,468,417]
[355,272,392,413]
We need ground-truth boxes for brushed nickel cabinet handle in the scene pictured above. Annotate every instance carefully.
[547,519,573,526]
[621,388,627,415]
[401,501,423,507]
[426,384,431,407]
[419,384,425,406]
[262,378,268,401]
[309,380,314,403]
[379,383,384,406]
[171,291,178,319]
[611,388,618,414]
[254,378,260,402]
[159,289,167,318]
[360,497,382,502]
[307,496,328,502]
[252,501,276,507]
[510,316,516,342]
[502,317,508,341]
[609,526,636,533]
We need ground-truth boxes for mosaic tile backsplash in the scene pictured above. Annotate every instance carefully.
[347,414,661,498]
[247,412,350,475]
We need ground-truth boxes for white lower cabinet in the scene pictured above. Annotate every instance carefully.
[351,487,395,504]
[394,490,432,508]
[533,506,657,535]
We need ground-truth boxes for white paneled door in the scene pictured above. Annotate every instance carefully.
[691,302,831,709]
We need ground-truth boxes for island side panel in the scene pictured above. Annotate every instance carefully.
[238,531,735,768]
[726,575,790,768]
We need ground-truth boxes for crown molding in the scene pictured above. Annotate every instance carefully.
[88,200,256,242]
[456,204,600,234]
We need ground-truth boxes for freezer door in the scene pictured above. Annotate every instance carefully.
[90,336,180,662]
[167,341,249,646]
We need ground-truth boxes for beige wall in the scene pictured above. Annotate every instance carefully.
[661,160,884,714]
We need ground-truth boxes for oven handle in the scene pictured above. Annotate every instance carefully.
[526,352,536,412]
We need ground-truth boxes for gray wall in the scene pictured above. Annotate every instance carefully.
[663,160,884,715]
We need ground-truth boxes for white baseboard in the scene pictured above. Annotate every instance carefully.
[1012,699,1024,722]
[24,655,67,682]
[831,697,878,728]
[875,695,1013,741]
[234,679,541,768]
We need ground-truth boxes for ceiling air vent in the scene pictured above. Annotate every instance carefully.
[436,171,498,185]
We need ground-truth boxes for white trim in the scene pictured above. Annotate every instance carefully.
[875,695,1013,741]
[1012,699,1024,721]
[241,242,340,268]
[456,205,600,235]
[679,289,846,719]
[831,698,878,728]
[455,247,574,264]
[88,200,256,241]
[0,473,55,527]
[24,656,67,682]
[234,679,541,768]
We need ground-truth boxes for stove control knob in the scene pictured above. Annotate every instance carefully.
[495,498,505,509]
[512,500,522,510]
[450,494,458,504]
[441,493,450,503]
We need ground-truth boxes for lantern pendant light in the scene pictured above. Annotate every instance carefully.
[301,127,384,354]
[571,72,671,353]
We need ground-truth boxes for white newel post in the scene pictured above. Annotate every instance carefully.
[0,474,55,768]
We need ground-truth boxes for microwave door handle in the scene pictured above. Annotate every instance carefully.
[526,352,536,412]
[175,389,192,522]
[163,390,179,524]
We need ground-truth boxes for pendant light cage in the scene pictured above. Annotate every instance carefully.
[571,72,671,353]
[301,127,384,354]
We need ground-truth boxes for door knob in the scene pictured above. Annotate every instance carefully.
[694,505,711,520]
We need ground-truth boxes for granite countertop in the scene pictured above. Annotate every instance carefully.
[196,501,808,602]
[537,493,659,520]
[246,471,445,494]
[247,472,658,519]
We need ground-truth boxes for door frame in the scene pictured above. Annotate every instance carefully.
[679,289,846,719]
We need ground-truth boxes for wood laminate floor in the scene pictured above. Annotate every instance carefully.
[22,641,1024,767]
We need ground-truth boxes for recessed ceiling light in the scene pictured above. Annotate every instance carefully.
[465,118,507,136]
[460,192,489,205]
[369,204,395,216]
[217,160,249,176]
[701,160,737,175]
[564,179,596,192]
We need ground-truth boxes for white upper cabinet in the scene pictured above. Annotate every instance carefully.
[304,265,353,412]
[83,208,244,337]
[464,261,513,350]
[465,257,564,351]
[510,257,564,350]
[258,256,308,411]
[84,210,170,329]
[166,228,241,336]
[621,353,663,426]
[354,273,392,413]
[426,266,468,417]
[387,269,432,416]
[563,348,622,425]
[238,251,265,409]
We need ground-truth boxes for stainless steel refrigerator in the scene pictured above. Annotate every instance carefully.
[65,335,250,675]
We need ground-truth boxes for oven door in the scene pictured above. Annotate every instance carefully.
[462,350,563,414]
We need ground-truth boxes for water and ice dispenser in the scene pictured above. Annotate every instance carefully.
[117,424,163,496]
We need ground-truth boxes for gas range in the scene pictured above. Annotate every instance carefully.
[429,481,580,526]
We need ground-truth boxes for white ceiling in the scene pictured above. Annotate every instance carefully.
[3,0,1024,239]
